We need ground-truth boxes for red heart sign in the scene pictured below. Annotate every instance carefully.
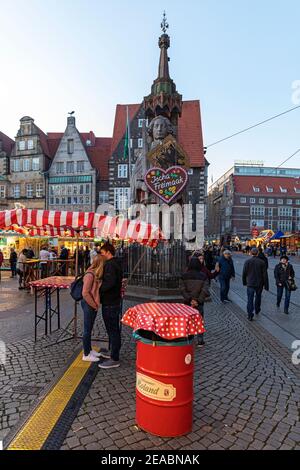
[144,166,188,204]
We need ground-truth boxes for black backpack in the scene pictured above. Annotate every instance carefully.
[70,272,95,302]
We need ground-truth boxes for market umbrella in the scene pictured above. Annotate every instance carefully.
[122,303,205,340]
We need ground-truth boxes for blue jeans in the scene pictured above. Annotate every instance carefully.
[102,305,122,361]
[219,277,230,302]
[81,299,97,356]
[247,287,262,317]
[277,285,291,313]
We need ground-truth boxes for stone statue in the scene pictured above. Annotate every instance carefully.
[148,115,175,150]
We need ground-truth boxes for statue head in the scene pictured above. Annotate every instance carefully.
[148,115,174,144]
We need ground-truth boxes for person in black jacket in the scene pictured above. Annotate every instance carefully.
[242,247,269,321]
[99,243,123,369]
[274,256,295,315]
[180,258,209,347]
[258,247,269,270]
[9,248,17,278]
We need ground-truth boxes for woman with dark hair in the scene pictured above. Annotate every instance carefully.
[198,253,219,281]
[181,258,209,347]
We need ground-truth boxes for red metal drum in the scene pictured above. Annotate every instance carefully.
[136,339,194,437]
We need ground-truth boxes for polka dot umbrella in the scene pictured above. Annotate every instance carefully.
[122,303,205,340]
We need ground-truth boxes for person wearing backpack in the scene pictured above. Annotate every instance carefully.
[81,254,105,362]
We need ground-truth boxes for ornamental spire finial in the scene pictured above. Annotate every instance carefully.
[161,11,169,34]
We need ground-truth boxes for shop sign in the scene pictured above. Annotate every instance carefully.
[144,166,188,204]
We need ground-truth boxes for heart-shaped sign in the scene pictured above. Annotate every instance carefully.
[144,166,188,204]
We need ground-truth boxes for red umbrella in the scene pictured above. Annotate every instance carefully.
[122,303,205,340]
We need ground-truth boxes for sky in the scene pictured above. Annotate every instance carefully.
[1,0,300,184]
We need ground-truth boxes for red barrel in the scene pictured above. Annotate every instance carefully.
[136,338,194,437]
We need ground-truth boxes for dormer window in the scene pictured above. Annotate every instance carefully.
[86,139,91,146]
[294,187,300,194]
[253,186,260,193]
[280,186,287,193]
[266,186,273,193]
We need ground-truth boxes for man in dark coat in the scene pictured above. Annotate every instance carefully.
[274,256,295,315]
[216,250,235,303]
[181,258,209,346]
[242,247,269,321]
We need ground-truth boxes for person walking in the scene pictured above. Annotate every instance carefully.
[216,250,235,303]
[98,243,123,369]
[181,258,209,347]
[9,248,17,278]
[0,248,4,282]
[17,249,28,289]
[274,256,296,315]
[59,244,69,275]
[242,247,269,321]
[39,246,50,279]
[81,254,104,362]
[258,247,269,270]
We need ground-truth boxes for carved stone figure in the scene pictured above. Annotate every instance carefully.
[148,115,175,150]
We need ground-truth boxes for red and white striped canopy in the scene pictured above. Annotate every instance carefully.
[0,208,164,247]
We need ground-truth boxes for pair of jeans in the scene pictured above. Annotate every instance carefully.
[40,263,48,279]
[81,299,97,356]
[102,304,122,361]
[11,263,17,277]
[219,277,230,302]
[247,287,262,317]
[277,284,291,313]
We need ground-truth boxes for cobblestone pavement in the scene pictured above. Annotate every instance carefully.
[60,292,300,451]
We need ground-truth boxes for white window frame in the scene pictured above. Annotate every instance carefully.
[138,138,143,148]
[114,187,130,210]
[277,199,283,205]
[250,198,256,204]
[18,141,25,151]
[32,158,40,171]
[23,159,30,171]
[266,186,273,193]
[240,197,247,204]
[12,184,20,198]
[287,199,293,205]
[118,164,128,178]
[138,119,144,128]
[268,198,274,204]
[259,198,265,204]
[67,161,74,173]
[188,169,194,175]
[26,183,33,198]
[99,191,109,204]
[280,186,287,193]
[27,139,34,150]
[0,185,5,198]
[36,183,43,198]
[253,187,260,193]
[77,161,85,173]
[67,139,74,154]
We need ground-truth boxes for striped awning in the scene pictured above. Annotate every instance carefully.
[0,209,164,247]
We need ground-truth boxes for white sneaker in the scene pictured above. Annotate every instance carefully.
[90,350,101,358]
[82,353,99,362]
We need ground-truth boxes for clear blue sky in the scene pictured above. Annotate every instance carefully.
[1,0,300,182]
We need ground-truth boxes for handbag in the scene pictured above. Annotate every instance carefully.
[287,278,297,292]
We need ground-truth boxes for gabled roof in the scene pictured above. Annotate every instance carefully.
[47,133,112,181]
[233,175,300,196]
[111,100,205,167]
[35,125,50,157]
[111,104,141,154]
[0,131,14,155]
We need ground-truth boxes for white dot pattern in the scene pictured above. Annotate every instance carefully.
[121,303,205,339]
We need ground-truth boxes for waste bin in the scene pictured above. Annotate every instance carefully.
[134,331,194,437]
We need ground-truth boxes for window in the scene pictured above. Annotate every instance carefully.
[268,198,274,204]
[250,206,265,217]
[118,164,128,178]
[277,199,283,205]
[266,208,273,217]
[251,219,264,227]
[77,161,85,173]
[114,187,130,210]
[0,185,5,198]
[240,197,246,204]
[130,139,133,149]
[26,184,33,198]
[266,186,273,192]
[27,139,34,150]
[279,220,292,232]
[12,159,21,172]
[259,198,265,204]
[67,197,72,204]
[61,197,66,205]
[50,197,54,205]
[86,139,91,146]
[67,185,72,195]
[287,199,293,205]
[138,119,144,128]
[85,184,90,194]
[73,185,78,195]
[79,185,84,195]
[280,186,287,193]
[295,208,300,218]
[67,139,74,154]
[36,183,43,198]
[138,138,143,148]
[188,169,194,175]
[279,207,292,217]
[55,197,60,205]
[253,186,260,192]
[12,184,20,198]
[55,162,64,174]
[99,191,109,204]
[79,196,84,204]
[67,161,74,173]
[23,159,30,171]
[250,198,256,204]
[18,141,25,150]
[85,196,90,204]
[73,196,78,204]
[294,187,300,194]
[32,158,40,171]
[296,200,300,205]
